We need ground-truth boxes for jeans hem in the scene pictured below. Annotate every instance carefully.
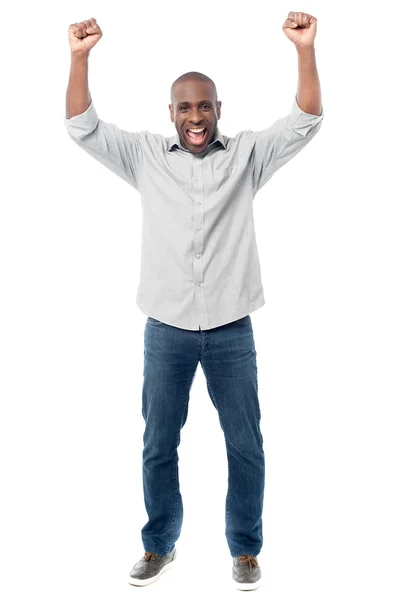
[143,545,175,556]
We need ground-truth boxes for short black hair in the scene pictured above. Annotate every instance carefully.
[170,71,217,104]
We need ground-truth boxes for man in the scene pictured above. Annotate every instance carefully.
[64,11,323,591]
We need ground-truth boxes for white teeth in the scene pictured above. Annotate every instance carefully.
[188,128,205,133]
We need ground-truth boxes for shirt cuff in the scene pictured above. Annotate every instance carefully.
[64,101,99,139]
[290,95,324,137]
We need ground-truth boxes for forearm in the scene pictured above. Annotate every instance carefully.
[296,45,322,116]
[66,53,92,119]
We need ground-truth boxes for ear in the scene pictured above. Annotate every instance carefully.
[169,103,174,123]
[217,100,222,119]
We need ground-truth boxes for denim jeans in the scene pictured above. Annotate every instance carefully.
[140,314,265,558]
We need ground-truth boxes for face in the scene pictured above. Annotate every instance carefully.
[169,80,222,154]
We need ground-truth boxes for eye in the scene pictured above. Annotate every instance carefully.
[178,105,211,111]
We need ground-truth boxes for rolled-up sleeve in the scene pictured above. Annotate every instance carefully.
[249,95,324,193]
[64,101,145,191]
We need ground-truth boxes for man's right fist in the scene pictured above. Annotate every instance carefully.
[68,18,102,54]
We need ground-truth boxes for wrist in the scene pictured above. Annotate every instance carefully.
[70,51,90,63]
[295,44,315,52]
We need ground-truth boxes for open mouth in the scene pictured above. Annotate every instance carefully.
[186,128,208,145]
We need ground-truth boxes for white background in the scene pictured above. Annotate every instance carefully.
[1,1,398,598]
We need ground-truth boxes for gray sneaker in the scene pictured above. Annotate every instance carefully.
[232,554,262,590]
[128,548,177,586]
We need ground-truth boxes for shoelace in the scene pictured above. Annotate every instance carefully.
[238,555,258,570]
[144,552,158,562]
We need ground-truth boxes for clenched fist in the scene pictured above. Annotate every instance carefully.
[282,12,317,47]
[68,18,103,55]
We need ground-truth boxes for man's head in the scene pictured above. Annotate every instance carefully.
[169,71,222,154]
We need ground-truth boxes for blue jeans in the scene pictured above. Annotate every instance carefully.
[140,314,265,558]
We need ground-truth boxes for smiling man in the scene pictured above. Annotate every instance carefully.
[65,11,324,592]
[170,75,221,152]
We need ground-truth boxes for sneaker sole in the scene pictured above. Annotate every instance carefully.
[233,578,262,591]
[128,550,176,587]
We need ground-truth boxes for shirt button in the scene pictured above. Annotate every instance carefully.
[197,226,201,231]
[197,282,202,286]
[195,176,201,181]
[196,254,201,259]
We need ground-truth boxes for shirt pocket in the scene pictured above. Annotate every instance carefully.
[212,165,237,190]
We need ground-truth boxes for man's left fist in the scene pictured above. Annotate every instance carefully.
[282,12,317,47]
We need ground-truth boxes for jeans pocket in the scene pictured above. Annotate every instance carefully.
[147,316,164,326]
[235,315,250,325]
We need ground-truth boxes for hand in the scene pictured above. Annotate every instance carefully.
[282,12,317,47]
[68,18,103,55]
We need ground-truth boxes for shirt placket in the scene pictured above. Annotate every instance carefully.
[192,155,209,330]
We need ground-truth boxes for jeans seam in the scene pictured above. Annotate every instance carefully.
[205,372,231,524]
[165,449,179,554]
[166,391,190,553]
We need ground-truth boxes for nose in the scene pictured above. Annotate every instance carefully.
[189,108,203,125]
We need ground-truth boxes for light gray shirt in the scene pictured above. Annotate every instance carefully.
[64,96,324,330]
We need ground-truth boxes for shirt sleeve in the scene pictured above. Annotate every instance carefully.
[64,101,145,191]
[249,95,324,193]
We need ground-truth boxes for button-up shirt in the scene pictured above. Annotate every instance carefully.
[64,96,324,330]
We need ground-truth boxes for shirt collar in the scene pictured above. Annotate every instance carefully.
[167,125,226,152]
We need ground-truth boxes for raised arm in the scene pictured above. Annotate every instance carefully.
[282,11,322,116]
[66,18,101,118]
[64,18,145,191]
[249,11,324,194]
[66,54,91,119]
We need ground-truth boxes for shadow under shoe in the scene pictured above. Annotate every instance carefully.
[128,548,177,587]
